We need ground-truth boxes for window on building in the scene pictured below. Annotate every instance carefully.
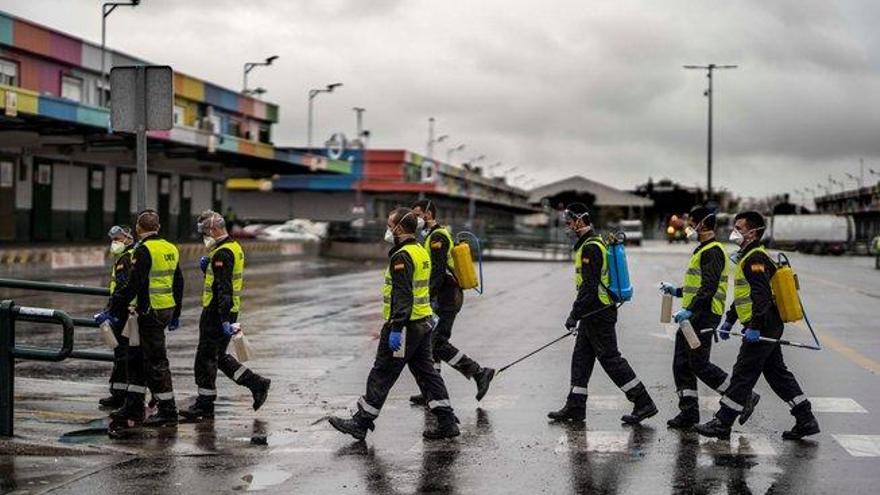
[96,78,111,107]
[0,59,17,86]
[259,124,271,144]
[61,75,83,102]
[173,105,185,126]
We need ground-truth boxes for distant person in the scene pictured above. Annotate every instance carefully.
[329,208,460,440]
[179,210,271,421]
[224,206,238,230]
[659,206,758,429]
[94,225,136,410]
[696,211,819,441]
[548,203,657,424]
[410,199,495,405]
[873,235,880,269]
[106,209,184,435]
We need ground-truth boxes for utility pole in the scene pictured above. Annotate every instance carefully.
[684,63,737,202]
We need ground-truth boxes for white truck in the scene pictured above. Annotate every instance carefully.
[768,215,854,255]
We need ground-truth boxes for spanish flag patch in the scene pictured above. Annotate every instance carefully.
[582,257,590,264]
[393,263,405,271]
[750,263,765,273]
[431,241,442,249]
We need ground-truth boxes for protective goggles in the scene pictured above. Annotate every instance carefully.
[563,209,590,223]
[107,225,132,239]
[196,212,224,234]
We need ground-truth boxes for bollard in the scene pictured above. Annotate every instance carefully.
[1,300,15,437]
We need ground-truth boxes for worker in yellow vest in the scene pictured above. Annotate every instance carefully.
[548,203,656,424]
[660,206,758,429]
[409,199,495,404]
[696,211,819,441]
[330,207,460,440]
[106,209,184,433]
[179,210,271,421]
[95,225,136,410]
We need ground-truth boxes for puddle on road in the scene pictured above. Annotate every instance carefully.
[239,465,294,492]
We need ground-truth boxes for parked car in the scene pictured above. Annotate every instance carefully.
[256,219,327,242]
[618,219,643,246]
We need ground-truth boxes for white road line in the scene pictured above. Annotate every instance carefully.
[809,397,868,413]
[555,431,633,454]
[270,430,344,453]
[832,435,880,457]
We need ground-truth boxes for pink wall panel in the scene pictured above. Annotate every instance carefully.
[49,31,81,66]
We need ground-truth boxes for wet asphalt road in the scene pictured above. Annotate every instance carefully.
[1,242,879,494]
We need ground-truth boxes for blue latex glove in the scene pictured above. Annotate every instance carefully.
[743,328,761,343]
[222,321,235,337]
[718,320,733,340]
[673,309,692,324]
[659,282,678,296]
[199,256,210,274]
[168,317,180,332]
[94,311,118,328]
[388,330,403,352]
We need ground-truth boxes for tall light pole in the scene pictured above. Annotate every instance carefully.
[100,0,140,108]
[243,55,278,93]
[307,82,342,148]
[353,106,365,140]
[446,144,465,164]
[684,63,737,202]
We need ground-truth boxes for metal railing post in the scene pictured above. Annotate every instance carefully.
[1,300,15,437]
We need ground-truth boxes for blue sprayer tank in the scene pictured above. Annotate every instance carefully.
[606,235,633,302]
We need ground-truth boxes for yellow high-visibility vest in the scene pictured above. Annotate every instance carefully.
[733,246,771,323]
[141,238,179,310]
[382,243,433,321]
[574,236,611,306]
[202,240,245,314]
[681,241,729,315]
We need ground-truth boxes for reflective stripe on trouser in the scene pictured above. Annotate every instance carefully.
[359,321,454,421]
[108,314,131,394]
[431,308,481,378]
[195,309,257,399]
[130,309,175,397]
[717,336,806,425]
[671,321,728,411]
[568,314,645,405]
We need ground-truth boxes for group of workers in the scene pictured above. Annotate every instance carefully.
[94,209,270,437]
[94,200,819,444]
[328,202,820,443]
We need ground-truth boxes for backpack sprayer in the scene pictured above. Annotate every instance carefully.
[497,231,632,374]
[687,252,821,351]
[452,231,484,294]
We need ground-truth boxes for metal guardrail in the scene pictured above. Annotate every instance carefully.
[0,278,114,437]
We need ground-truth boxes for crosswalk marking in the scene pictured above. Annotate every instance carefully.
[554,431,633,454]
[832,435,880,457]
[809,397,868,413]
[270,430,343,453]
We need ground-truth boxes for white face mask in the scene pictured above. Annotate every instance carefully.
[685,226,698,241]
[203,236,217,249]
[110,241,126,255]
[384,228,395,244]
[729,229,745,246]
[416,217,425,232]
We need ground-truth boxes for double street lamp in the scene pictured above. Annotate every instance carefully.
[308,83,343,148]
[243,55,279,94]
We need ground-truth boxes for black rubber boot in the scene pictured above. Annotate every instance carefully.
[547,403,586,422]
[622,388,658,425]
[783,402,820,440]
[143,400,178,427]
[423,413,461,440]
[667,409,700,429]
[99,392,126,410]
[329,415,374,441]
[738,392,761,425]
[474,368,496,402]
[694,418,732,440]
[179,398,215,422]
[409,394,428,406]
[110,393,145,422]
[248,376,271,411]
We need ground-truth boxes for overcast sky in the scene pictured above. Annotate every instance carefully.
[3,0,879,199]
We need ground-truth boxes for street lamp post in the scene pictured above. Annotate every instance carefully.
[307,83,343,148]
[100,0,140,108]
[243,55,278,94]
[684,63,738,202]
[446,144,465,164]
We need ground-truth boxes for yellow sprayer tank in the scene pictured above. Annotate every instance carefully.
[771,262,803,323]
[452,242,479,290]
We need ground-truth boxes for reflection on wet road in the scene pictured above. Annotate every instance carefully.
[2,246,879,493]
